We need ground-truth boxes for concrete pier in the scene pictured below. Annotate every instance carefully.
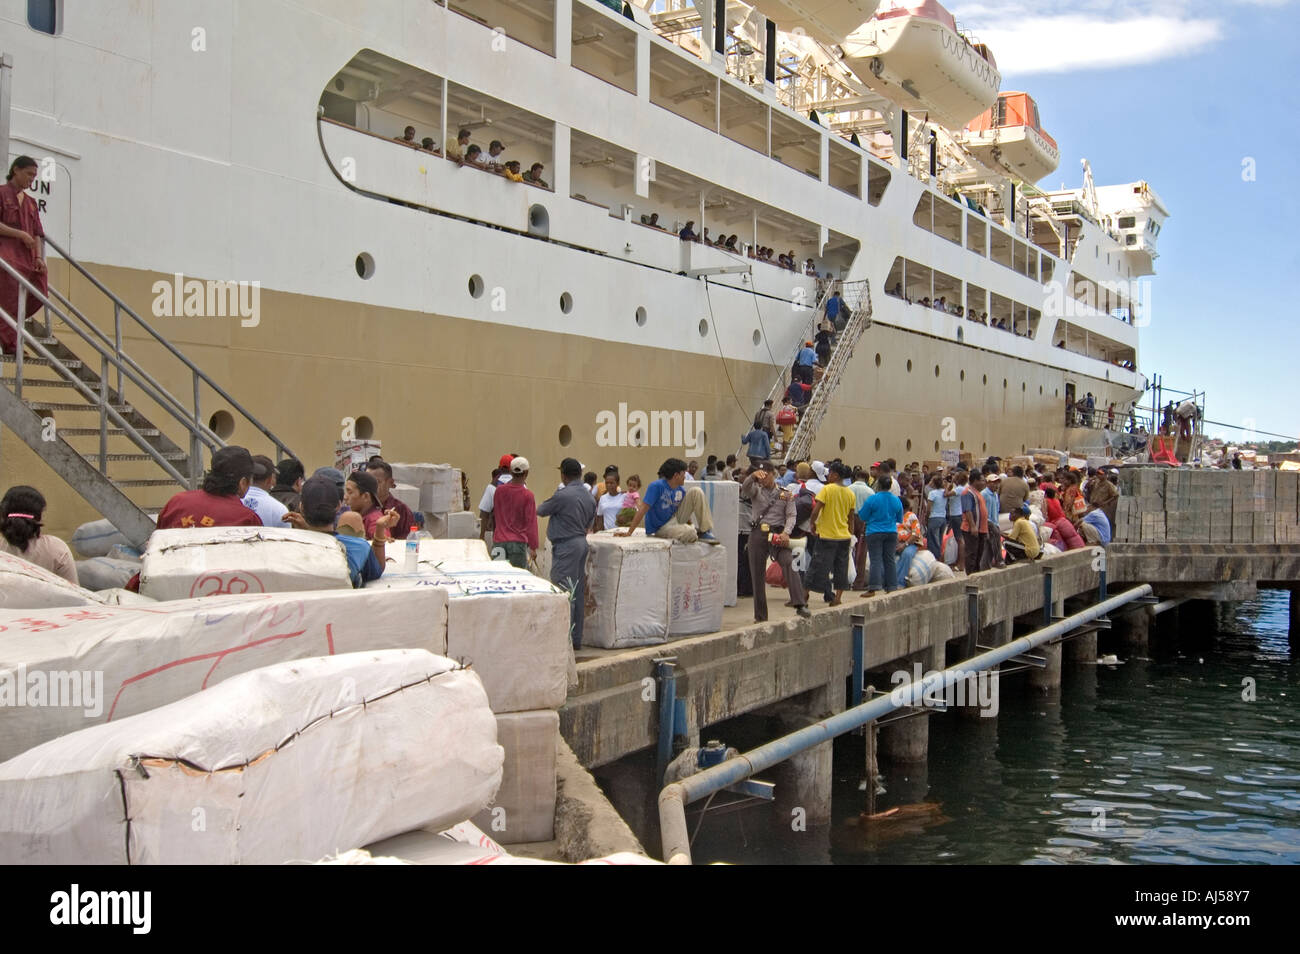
[1027,641,1063,691]
[878,711,929,763]
[1065,630,1098,664]
[766,684,840,828]
[1114,607,1150,654]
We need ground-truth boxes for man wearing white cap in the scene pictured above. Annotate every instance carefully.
[491,456,538,569]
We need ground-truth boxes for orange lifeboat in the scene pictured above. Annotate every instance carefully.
[840,0,1001,129]
[961,92,1060,183]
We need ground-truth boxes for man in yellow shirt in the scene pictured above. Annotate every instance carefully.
[1003,503,1040,563]
[807,461,855,606]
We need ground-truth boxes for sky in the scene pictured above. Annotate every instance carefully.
[948,0,1300,443]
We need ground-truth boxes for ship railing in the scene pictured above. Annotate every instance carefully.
[40,235,296,467]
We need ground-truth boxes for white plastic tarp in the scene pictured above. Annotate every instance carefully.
[0,550,98,610]
[471,709,559,843]
[75,557,140,592]
[667,542,725,636]
[140,527,351,601]
[0,586,449,763]
[367,565,570,712]
[583,532,671,648]
[698,480,739,606]
[0,649,503,864]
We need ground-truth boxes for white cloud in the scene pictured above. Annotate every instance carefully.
[972,14,1222,75]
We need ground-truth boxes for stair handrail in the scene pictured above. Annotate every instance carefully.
[41,236,295,460]
[787,280,873,461]
[735,278,840,460]
[0,257,219,481]
[0,298,191,486]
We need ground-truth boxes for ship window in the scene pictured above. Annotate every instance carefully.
[209,411,235,440]
[698,319,709,337]
[355,253,375,279]
[1126,235,1137,246]
[560,291,574,314]
[839,437,847,451]
[469,274,485,298]
[559,425,573,446]
[1118,215,1136,229]
[27,0,60,35]
[636,306,647,326]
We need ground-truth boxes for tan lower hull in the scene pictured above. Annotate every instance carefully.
[4,262,1134,543]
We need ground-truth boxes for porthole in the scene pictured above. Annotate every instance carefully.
[1055,388,1060,398]
[982,442,987,453]
[982,374,988,386]
[906,359,913,373]
[355,253,375,280]
[698,319,709,337]
[1039,385,1044,395]
[934,440,940,452]
[560,292,573,314]
[528,204,550,238]
[906,439,912,451]
[558,425,572,446]
[960,441,965,450]
[208,410,235,439]
[839,436,847,451]
[354,415,375,440]
[956,327,964,343]
[960,370,966,381]
[934,364,940,378]
[874,438,881,451]
[875,353,882,368]
[1022,382,1027,392]
[1003,378,1008,389]
[752,329,762,346]
[468,274,485,298]
[636,306,647,326]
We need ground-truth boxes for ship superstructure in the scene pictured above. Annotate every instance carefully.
[2,0,1161,530]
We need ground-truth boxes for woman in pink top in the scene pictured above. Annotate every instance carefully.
[0,157,48,354]
[1,485,78,584]
[1048,516,1085,551]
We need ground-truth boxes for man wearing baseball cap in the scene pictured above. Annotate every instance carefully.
[492,456,539,568]
[538,457,597,649]
[156,445,263,530]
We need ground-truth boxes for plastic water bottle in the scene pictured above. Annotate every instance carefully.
[404,527,420,573]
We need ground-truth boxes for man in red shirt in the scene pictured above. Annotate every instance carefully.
[491,456,538,568]
[157,446,263,530]
[960,472,989,576]
[366,460,416,539]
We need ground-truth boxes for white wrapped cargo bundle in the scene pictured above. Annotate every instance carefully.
[368,565,570,712]
[698,480,740,606]
[0,551,98,609]
[0,586,449,763]
[444,511,479,538]
[0,649,503,864]
[906,549,955,587]
[389,463,463,513]
[74,556,140,592]
[139,526,352,601]
[411,538,492,566]
[472,710,559,843]
[361,825,557,865]
[583,532,672,649]
[92,588,157,606]
[667,542,725,636]
[70,518,148,559]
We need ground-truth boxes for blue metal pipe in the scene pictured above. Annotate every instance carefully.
[655,660,677,787]
[850,615,864,709]
[658,583,1154,864]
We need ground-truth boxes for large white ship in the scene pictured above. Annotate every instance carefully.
[1,0,1166,533]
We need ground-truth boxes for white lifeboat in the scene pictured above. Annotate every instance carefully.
[746,0,881,46]
[840,0,1001,129]
[961,92,1060,183]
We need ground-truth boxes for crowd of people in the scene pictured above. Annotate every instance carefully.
[885,283,1035,337]
[391,125,550,188]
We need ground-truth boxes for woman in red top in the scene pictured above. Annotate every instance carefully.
[1043,486,1065,523]
[0,157,48,355]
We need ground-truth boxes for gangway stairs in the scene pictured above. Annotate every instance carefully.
[785,280,871,462]
[0,237,296,548]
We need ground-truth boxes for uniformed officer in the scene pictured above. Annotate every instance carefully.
[537,457,597,650]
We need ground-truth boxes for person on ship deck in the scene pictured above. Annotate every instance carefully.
[0,157,49,355]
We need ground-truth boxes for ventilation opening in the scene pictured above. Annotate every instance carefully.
[209,410,235,439]
[874,438,881,451]
[636,306,647,326]
[355,253,375,280]
[468,274,485,298]
[560,292,573,314]
[752,329,762,346]
[528,204,550,238]
[698,319,709,337]
[354,416,374,440]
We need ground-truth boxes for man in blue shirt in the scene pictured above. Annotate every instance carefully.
[794,340,817,384]
[618,457,719,544]
[824,290,842,326]
[741,426,771,466]
[980,472,1002,568]
[289,476,393,587]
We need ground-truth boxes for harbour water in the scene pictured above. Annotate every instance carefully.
[692,591,1299,865]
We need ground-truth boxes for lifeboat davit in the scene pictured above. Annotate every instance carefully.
[840,0,1001,129]
[961,92,1060,183]
[747,0,880,46]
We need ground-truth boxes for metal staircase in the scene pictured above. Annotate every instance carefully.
[738,279,872,464]
[0,237,295,548]
[785,280,872,462]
